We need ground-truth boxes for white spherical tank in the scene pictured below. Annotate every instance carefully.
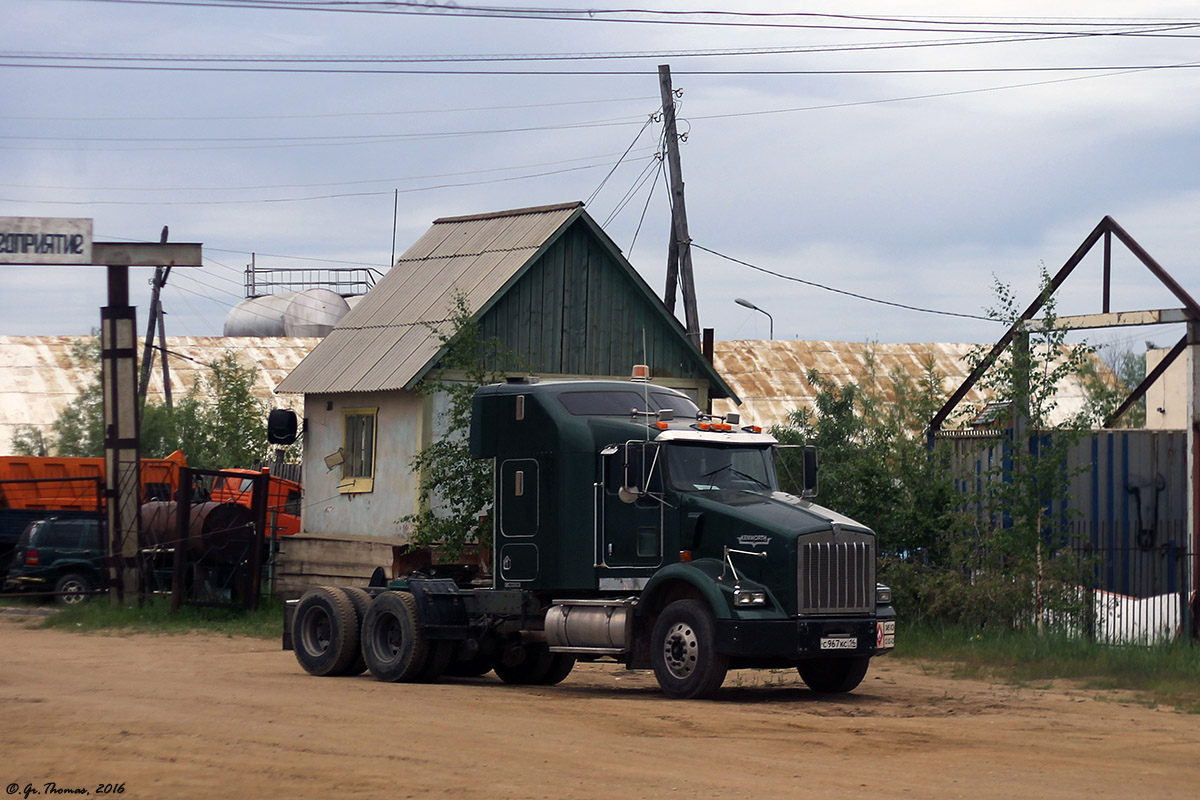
[224,288,351,337]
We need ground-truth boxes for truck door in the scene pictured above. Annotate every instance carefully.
[599,442,663,569]
[497,457,540,583]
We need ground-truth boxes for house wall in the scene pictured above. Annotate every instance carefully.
[300,389,430,541]
[1145,347,1188,430]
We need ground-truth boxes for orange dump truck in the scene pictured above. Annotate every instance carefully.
[0,452,300,537]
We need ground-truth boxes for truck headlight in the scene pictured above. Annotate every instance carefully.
[876,584,892,605]
[734,589,767,606]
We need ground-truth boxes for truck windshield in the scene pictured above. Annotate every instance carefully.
[665,443,777,493]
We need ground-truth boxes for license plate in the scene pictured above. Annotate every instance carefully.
[877,620,896,649]
[820,636,858,650]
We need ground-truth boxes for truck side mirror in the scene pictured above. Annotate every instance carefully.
[803,445,819,498]
[267,409,299,445]
[620,442,643,503]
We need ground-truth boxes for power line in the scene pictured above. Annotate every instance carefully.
[0,112,646,145]
[692,243,995,323]
[0,146,657,192]
[687,60,1200,121]
[0,161,612,205]
[10,49,1200,71]
[586,114,656,206]
[72,2,1200,35]
[0,94,656,123]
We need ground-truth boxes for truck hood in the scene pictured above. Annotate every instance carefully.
[684,489,874,540]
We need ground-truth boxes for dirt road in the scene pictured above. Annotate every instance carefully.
[1,616,1196,800]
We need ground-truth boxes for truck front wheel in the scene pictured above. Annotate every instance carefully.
[651,600,729,699]
[797,656,870,693]
[360,591,429,682]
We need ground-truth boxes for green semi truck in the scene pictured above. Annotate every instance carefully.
[287,375,895,699]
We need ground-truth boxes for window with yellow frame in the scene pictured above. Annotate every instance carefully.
[340,408,377,493]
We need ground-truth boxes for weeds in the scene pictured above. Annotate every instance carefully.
[895,622,1200,712]
[33,595,284,639]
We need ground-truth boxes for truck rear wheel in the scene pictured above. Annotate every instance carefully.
[541,653,575,686]
[493,643,554,685]
[445,651,493,678]
[360,591,429,682]
[293,586,360,677]
[797,656,870,693]
[651,600,729,699]
[338,587,372,677]
[417,640,454,682]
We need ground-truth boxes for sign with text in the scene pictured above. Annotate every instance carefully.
[0,216,93,264]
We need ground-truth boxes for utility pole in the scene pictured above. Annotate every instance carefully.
[138,226,171,408]
[658,64,701,349]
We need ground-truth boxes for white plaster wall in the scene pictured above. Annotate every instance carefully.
[1145,348,1188,430]
[300,390,427,540]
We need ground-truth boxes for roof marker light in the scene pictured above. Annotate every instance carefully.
[631,364,650,381]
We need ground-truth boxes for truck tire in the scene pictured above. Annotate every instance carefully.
[360,591,429,683]
[540,653,576,686]
[493,643,554,685]
[797,656,870,693]
[445,649,493,678]
[55,572,94,606]
[293,586,360,677]
[338,587,372,677]
[651,600,729,699]
[417,641,454,682]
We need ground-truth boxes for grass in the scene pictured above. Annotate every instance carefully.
[893,621,1200,713]
[31,595,285,639]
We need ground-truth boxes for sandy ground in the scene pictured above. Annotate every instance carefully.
[1,615,1198,800]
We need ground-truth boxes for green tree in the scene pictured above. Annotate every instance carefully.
[771,347,958,561]
[402,294,518,559]
[49,337,106,457]
[964,269,1095,632]
[1078,343,1146,428]
[144,353,269,470]
[10,337,269,470]
[10,425,50,457]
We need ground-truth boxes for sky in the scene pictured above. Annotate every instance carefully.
[2,0,1200,355]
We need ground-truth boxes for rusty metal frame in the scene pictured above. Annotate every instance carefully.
[927,216,1200,444]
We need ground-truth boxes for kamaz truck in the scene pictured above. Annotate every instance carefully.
[288,374,895,699]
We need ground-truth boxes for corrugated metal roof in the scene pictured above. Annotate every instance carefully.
[0,335,318,456]
[711,340,1097,431]
[277,202,583,395]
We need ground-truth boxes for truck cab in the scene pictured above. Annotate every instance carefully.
[470,376,895,697]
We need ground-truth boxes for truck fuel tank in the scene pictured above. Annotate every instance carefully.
[545,599,635,655]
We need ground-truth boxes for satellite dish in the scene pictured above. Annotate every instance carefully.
[618,486,640,504]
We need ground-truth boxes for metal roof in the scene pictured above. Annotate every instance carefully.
[0,335,318,456]
[276,202,735,399]
[277,202,583,395]
[711,339,1097,431]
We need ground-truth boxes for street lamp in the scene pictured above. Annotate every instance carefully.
[735,297,773,340]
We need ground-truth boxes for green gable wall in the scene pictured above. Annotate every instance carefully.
[475,219,703,381]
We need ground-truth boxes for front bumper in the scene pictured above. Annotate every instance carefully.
[715,607,896,659]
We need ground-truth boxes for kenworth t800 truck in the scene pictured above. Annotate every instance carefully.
[288,375,895,699]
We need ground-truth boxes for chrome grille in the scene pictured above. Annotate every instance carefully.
[798,529,875,614]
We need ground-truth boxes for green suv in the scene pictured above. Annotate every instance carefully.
[3,516,106,605]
